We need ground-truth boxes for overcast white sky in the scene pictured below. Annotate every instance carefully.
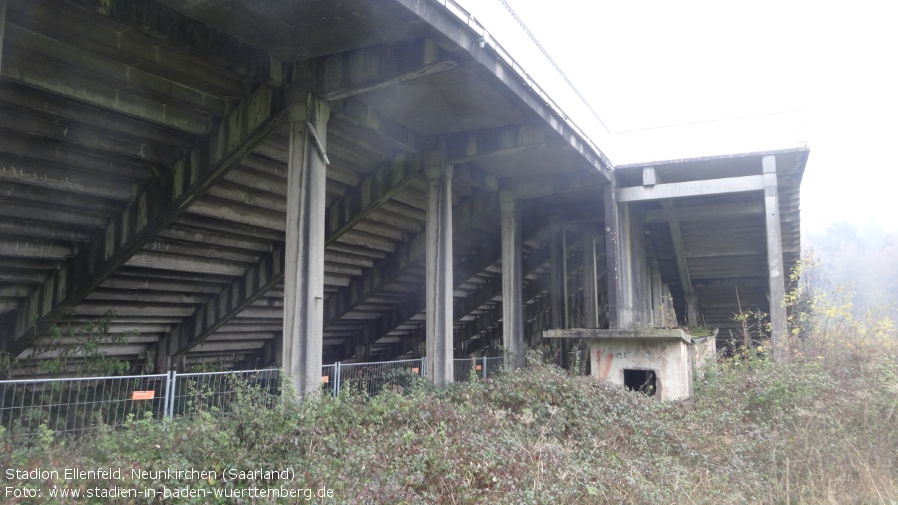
[459,0,898,236]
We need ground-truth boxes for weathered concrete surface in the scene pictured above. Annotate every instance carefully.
[0,0,804,378]
[591,338,691,400]
[283,89,329,397]
[545,328,700,401]
[425,162,454,386]
[500,192,525,370]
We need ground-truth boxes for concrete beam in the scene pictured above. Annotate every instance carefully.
[4,23,223,116]
[692,276,768,288]
[441,124,551,163]
[69,0,285,86]
[544,328,690,343]
[0,153,136,201]
[330,98,425,153]
[325,155,421,246]
[506,171,606,200]
[0,239,73,259]
[618,175,766,202]
[392,0,612,181]
[644,201,765,223]
[313,39,456,101]
[2,51,212,135]
[424,162,455,386]
[5,84,286,357]
[661,201,694,295]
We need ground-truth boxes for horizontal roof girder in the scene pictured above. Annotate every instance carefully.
[441,124,552,163]
[330,98,427,154]
[309,39,456,102]
[618,175,766,203]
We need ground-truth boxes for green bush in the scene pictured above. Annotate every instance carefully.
[3,314,897,504]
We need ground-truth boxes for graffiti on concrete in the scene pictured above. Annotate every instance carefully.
[596,350,614,379]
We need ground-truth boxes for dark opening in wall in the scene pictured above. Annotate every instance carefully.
[623,369,656,396]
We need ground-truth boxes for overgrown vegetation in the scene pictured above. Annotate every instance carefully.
[2,264,896,504]
[3,325,896,504]
[1,311,142,379]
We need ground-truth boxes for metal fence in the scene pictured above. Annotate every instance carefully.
[1,356,504,444]
[169,368,281,418]
[0,374,169,444]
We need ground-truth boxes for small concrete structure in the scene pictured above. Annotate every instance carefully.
[544,328,716,401]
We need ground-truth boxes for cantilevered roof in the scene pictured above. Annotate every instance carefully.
[615,147,808,333]
[0,0,612,373]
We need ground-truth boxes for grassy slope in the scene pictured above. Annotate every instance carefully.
[3,340,897,504]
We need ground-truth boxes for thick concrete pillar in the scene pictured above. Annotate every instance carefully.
[500,192,525,370]
[425,162,454,386]
[650,257,663,328]
[283,87,329,397]
[628,206,652,326]
[763,155,787,360]
[685,293,701,328]
[617,201,640,328]
[548,212,570,368]
[581,224,602,329]
[605,178,651,329]
[548,212,564,330]
[604,181,623,329]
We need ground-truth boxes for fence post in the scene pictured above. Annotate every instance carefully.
[162,371,173,426]
[420,357,426,377]
[166,371,177,420]
[334,362,341,398]
[482,356,487,379]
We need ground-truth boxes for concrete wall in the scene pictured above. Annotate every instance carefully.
[589,338,692,401]
[689,336,717,383]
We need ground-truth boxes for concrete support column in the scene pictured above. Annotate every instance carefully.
[605,178,651,329]
[500,192,525,370]
[548,212,564,330]
[425,162,454,386]
[617,201,640,328]
[685,293,701,328]
[650,258,663,328]
[604,181,623,329]
[762,155,787,360]
[283,87,329,398]
[582,224,602,329]
[628,206,652,326]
